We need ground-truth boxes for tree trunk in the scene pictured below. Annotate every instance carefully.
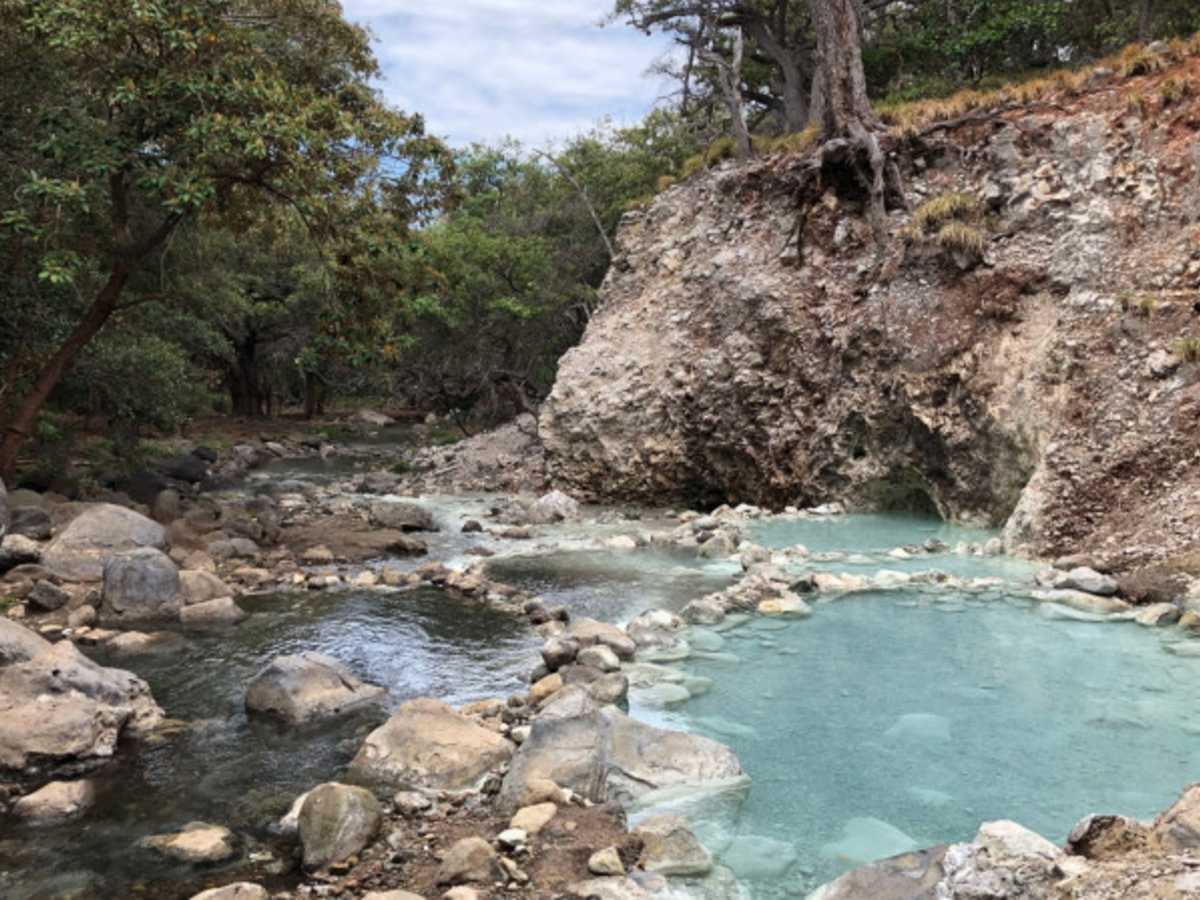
[809,0,889,246]
[701,29,752,160]
[0,264,130,478]
[304,372,320,419]
[1137,0,1153,41]
[743,18,810,132]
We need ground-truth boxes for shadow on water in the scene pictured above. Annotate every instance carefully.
[0,588,537,900]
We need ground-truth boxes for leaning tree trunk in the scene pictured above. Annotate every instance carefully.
[809,0,889,246]
[700,28,752,161]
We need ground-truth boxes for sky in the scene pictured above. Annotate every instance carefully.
[341,0,676,149]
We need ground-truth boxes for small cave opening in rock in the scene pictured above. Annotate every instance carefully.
[860,472,942,519]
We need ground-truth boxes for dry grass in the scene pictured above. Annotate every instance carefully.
[752,125,820,157]
[1120,292,1160,317]
[1173,336,1200,362]
[936,221,987,255]
[656,174,676,192]
[1161,75,1192,106]
[913,192,982,231]
[1118,43,1171,78]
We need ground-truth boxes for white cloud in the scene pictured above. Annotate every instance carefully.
[341,0,677,147]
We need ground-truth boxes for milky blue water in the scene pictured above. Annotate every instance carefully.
[626,518,1200,898]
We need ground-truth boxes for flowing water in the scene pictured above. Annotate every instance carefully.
[6,490,1200,900]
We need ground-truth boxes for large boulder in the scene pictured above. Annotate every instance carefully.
[499,687,744,809]
[0,617,51,666]
[347,698,513,792]
[42,504,167,582]
[0,634,164,774]
[368,500,437,532]
[101,547,182,624]
[1153,783,1200,853]
[298,782,382,870]
[245,653,385,724]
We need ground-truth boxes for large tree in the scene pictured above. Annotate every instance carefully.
[0,0,433,477]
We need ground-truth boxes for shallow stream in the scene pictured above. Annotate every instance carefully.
[4,480,1200,900]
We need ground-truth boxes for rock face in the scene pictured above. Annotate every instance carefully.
[347,698,513,792]
[0,629,164,774]
[101,547,182,623]
[538,83,1200,573]
[245,653,385,724]
[42,503,167,582]
[499,687,743,809]
[298,782,382,870]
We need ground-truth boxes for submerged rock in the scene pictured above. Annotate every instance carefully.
[12,779,96,822]
[42,504,167,582]
[141,822,238,863]
[189,885,269,900]
[347,697,513,792]
[821,817,919,867]
[807,846,947,900]
[298,782,382,870]
[245,652,385,724]
[499,687,744,809]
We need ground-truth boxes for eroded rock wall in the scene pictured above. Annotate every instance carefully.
[541,69,1200,572]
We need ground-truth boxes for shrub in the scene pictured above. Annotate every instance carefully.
[1160,76,1192,106]
[1173,336,1200,362]
[704,136,736,165]
[1127,92,1150,116]
[656,174,676,192]
[680,154,705,179]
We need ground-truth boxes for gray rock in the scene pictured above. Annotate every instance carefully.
[369,501,436,532]
[567,618,637,660]
[298,782,382,869]
[587,672,630,705]
[436,836,497,885]
[531,490,580,523]
[588,846,625,876]
[179,569,233,605]
[635,814,713,876]
[807,846,947,900]
[9,506,52,540]
[207,538,260,561]
[0,618,52,666]
[152,489,182,524]
[347,698,513,792]
[541,637,580,671]
[27,580,70,611]
[101,547,181,624]
[577,644,621,673]
[499,689,744,809]
[246,652,385,724]
[1057,567,1119,597]
[0,533,42,572]
[1153,783,1200,852]
[42,504,167,582]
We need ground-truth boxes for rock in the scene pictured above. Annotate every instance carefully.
[1031,589,1130,615]
[369,501,437,532]
[355,409,396,428]
[298,782,382,869]
[587,672,630,705]
[101,548,181,623]
[142,822,237,863]
[442,890,482,900]
[67,606,97,629]
[362,892,425,900]
[757,594,812,616]
[347,698,514,792]
[393,790,433,817]
[179,570,233,605]
[245,652,385,724]
[12,779,96,821]
[1134,602,1180,627]
[42,504,167,582]
[0,638,164,773]
[160,453,210,483]
[180,597,246,627]
[0,477,7,539]
[976,820,1061,861]
[807,847,948,900]
[1147,349,1181,379]
[207,538,260,561]
[568,878,653,900]
[0,533,42,572]
[1067,814,1151,859]
[1153,783,1200,852]
[188,884,269,900]
[9,506,52,540]
[0,618,51,665]
[698,530,740,559]
[461,519,483,533]
[436,836,497,885]
[510,802,558,835]
[541,636,580,671]
[681,597,726,625]
[152,489,182,524]
[1057,567,1119,597]
[26,580,70,611]
[588,846,625,876]
[635,814,713,876]
[529,673,563,705]
[531,490,580,523]
[106,630,186,657]
[497,827,527,850]
[567,618,636,660]
[499,697,743,809]
[821,817,919,867]
[577,644,622,673]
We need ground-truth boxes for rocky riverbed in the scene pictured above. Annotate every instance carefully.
[4,436,1200,900]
